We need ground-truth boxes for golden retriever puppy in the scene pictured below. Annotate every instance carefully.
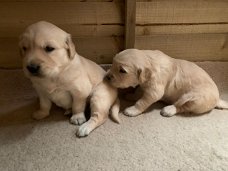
[19,21,119,137]
[107,49,228,117]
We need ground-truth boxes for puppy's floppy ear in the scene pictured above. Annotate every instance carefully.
[137,67,151,84]
[65,34,76,59]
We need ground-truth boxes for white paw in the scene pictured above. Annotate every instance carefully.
[161,105,177,117]
[70,112,86,125]
[32,110,49,120]
[124,106,142,117]
[76,122,93,137]
[64,109,72,116]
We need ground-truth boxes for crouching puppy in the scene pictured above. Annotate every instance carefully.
[19,21,119,137]
[107,49,228,117]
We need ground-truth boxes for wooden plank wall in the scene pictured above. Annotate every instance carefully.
[0,0,228,68]
[135,0,228,61]
[0,0,124,68]
[125,0,136,49]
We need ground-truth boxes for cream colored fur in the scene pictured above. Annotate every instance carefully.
[107,49,228,117]
[19,21,119,137]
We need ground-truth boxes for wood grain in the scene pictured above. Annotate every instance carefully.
[136,24,228,35]
[0,25,124,38]
[0,2,124,68]
[136,0,228,24]
[135,34,228,61]
[0,0,122,1]
[125,0,136,49]
[0,0,228,68]
[0,2,124,26]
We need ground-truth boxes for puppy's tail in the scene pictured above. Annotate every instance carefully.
[110,98,121,124]
[216,99,228,110]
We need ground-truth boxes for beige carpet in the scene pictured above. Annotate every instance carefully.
[0,62,228,171]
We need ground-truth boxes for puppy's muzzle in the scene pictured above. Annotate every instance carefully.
[27,63,40,75]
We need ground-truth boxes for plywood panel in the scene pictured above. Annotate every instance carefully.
[0,0,122,1]
[0,37,123,68]
[0,25,124,38]
[0,2,124,26]
[75,36,123,63]
[0,2,124,68]
[136,0,228,24]
[125,0,136,49]
[136,24,228,35]
[135,34,228,61]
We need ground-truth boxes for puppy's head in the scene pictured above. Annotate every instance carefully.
[106,49,152,88]
[19,21,76,78]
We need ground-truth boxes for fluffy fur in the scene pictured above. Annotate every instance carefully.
[19,21,120,137]
[107,49,228,117]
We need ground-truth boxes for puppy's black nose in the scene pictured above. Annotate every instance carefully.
[27,64,40,74]
[106,74,113,81]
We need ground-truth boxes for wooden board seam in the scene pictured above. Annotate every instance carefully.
[136,22,228,26]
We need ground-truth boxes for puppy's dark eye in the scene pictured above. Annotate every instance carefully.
[22,46,27,51]
[45,46,55,53]
[119,68,127,74]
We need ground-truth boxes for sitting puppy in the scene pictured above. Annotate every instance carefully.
[19,21,119,137]
[107,49,228,117]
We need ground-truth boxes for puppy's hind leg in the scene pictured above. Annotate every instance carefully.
[161,92,217,117]
[110,98,120,124]
[160,105,179,117]
[161,92,196,117]
[76,82,117,137]
[76,99,109,137]
[161,93,197,117]
[76,111,107,137]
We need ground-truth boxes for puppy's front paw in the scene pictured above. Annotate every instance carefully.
[161,105,177,117]
[124,106,142,117]
[32,110,49,120]
[70,112,86,125]
[76,122,93,137]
